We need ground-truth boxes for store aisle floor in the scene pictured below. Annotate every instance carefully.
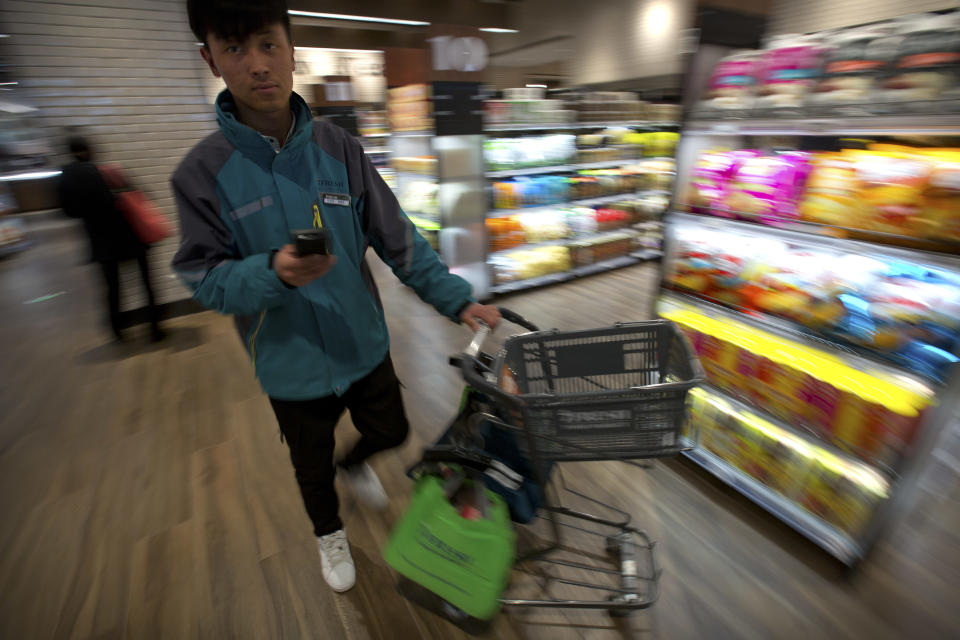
[0,231,957,639]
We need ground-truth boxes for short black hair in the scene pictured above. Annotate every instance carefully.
[187,0,291,46]
[68,135,90,158]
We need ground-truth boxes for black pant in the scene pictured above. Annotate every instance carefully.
[100,253,159,338]
[269,355,410,537]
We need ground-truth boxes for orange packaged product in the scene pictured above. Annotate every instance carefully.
[852,146,932,237]
[830,381,871,452]
[918,149,960,241]
[798,152,862,228]
[764,346,808,422]
[711,333,742,390]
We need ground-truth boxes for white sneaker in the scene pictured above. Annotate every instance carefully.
[317,529,356,592]
[342,462,388,510]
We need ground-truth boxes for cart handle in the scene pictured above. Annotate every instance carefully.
[498,307,540,332]
[458,306,538,408]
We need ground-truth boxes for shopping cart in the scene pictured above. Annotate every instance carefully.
[388,308,703,626]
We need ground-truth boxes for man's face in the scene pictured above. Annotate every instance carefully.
[201,23,295,115]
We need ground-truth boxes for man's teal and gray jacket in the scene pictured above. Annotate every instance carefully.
[171,90,472,400]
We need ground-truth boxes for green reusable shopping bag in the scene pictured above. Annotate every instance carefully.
[384,473,515,620]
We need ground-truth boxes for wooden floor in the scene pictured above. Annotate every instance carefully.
[1,229,958,639]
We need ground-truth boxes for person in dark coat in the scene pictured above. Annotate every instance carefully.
[58,136,164,342]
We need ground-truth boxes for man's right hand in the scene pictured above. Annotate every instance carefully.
[273,244,337,287]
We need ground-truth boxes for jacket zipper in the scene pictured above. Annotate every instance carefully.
[249,310,267,372]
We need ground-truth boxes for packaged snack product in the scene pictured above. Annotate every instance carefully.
[882,13,960,102]
[798,152,862,227]
[721,152,812,221]
[810,26,900,105]
[919,149,960,240]
[686,150,754,214]
[850,147,931,236]
[755,36,825,109]
[701,51,762,110]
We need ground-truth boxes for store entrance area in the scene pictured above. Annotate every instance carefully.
[0,229,955,639]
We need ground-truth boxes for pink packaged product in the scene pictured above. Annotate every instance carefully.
[704,52,762,109]
[722,152,812,223]
[686,150,757,215]
[756,40,825,108]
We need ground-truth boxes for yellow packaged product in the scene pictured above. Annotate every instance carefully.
[918,149,960,241]
[750,415,815,497]
[852,146,932,237]
[830,373,874,453]
[799,452,844,521]
[798,152,862,227]
[763,340,809,422]
[827,472,876,536]
[710,328,743,391]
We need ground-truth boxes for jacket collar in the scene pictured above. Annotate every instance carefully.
[215,89,313,164]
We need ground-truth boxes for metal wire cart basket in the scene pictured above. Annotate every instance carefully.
[410,309,705,622]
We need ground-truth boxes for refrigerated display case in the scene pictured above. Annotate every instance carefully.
[658,109,960,565]
[357,109,394,189]
[482,117,680,296]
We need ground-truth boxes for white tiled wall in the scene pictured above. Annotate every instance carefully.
[768,0,958,35]
[2,0,217,311]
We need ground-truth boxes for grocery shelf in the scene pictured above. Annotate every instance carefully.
[484,121,679,133]
[490,270,572,295]
[673,207,960,259]
[682,446,863,565]
[392,130,434,138]
[488,238,570,257]
[364,147,391,154]
[664,281,957,386]
[490,254,641,295]
[686,114,960,137]
[486,164,579,178]
[488,228,641,258]
[694,384,897,479]
[669,211,960,272]
[487,191,664,218]
[571,254,640,277]
[485,159,635,179]
[658,291,935,393]
[361,132,390,138]
[631,248,663,261]
[393,171,438,180]
[577,159,642,170]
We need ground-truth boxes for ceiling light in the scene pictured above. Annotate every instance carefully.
[526,84,547,88]
[0,170,62,182]
[296,46,384,54]
[479,28,518,34]
[288,10,430,27]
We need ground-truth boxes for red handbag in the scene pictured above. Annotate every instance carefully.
[99,164,172,245]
